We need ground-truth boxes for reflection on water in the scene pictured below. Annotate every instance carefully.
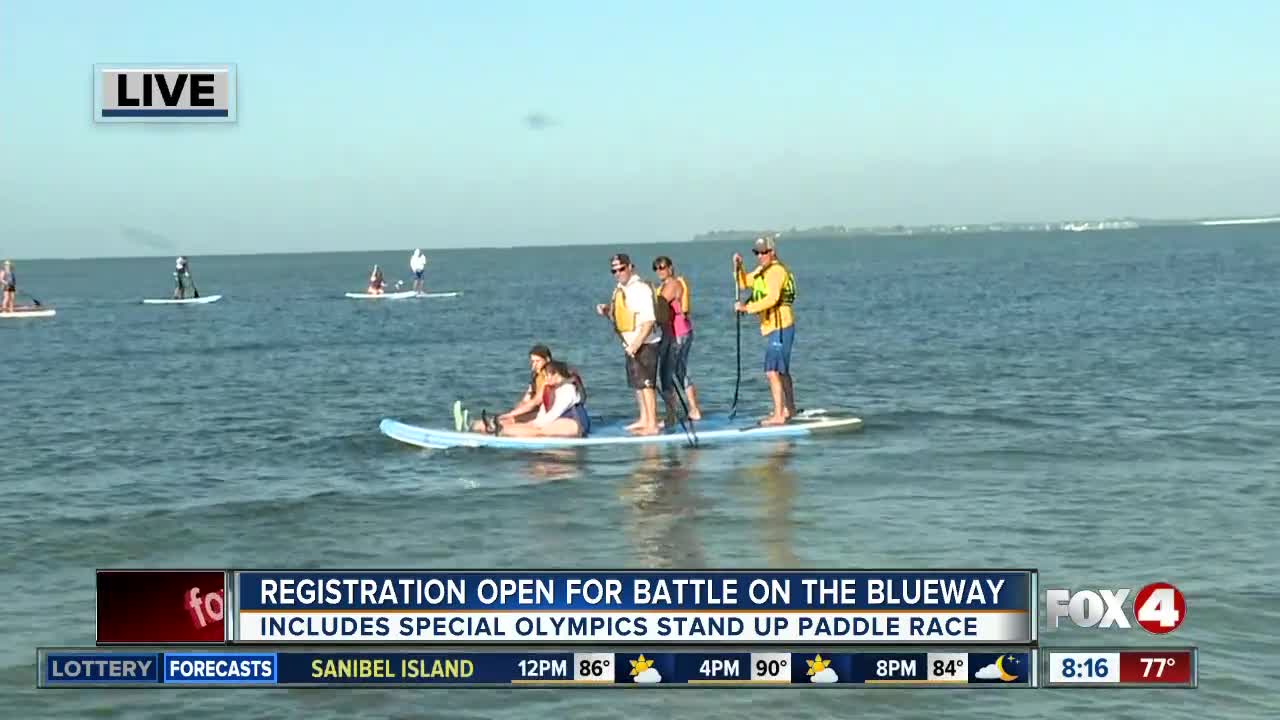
[619,445,706,568]
[523,449,587,483]
[744,441,798,567]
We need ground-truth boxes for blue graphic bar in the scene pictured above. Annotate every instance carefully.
[38,648,1038,688]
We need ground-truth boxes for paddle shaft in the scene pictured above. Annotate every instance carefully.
[729,263,743,420]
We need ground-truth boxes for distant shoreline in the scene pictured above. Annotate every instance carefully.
[12,214,1279,262]
[694,215,1280,242]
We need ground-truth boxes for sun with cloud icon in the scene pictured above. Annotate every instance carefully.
[806,654,838,684]
[629,655,662,684]
[975,655,1020,682]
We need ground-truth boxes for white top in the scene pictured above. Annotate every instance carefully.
[176,257,186,270]
[534,384,582,427]
[410,251,426,272]
[618,274,662,347]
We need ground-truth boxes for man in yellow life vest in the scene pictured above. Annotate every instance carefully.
[734,235,797,426]
[595,253,664,435]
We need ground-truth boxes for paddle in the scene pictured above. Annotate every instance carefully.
[189,273,200,299]
[21,291,42,307]
[729,259,743,420]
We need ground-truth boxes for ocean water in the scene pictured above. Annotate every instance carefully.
[2,226,1277,718]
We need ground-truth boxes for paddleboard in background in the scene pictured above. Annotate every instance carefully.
[142,295,222,305]
[1,307,56,319]
[416,291,460,298]
[379,411,863,451]
[345,290,417,300]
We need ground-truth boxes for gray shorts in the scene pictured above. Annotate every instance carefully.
[659,332,694,393]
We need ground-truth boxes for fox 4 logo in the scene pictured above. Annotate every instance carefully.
[1046,582,1186,634]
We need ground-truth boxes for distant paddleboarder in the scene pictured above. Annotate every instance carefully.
[410,249,427,293]
[1,260,15,312]
[173,256,193,299]
[367,265,385,295]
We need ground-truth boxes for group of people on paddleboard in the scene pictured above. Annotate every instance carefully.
[453,235,797,439]
[150,250,429,300]
[363,249,429,295]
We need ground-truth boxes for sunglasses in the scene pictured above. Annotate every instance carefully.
[610,266,627,275]
[652,264,669,271]
[753,249,772,256]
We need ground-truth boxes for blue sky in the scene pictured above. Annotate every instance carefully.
[2,0,1279,258]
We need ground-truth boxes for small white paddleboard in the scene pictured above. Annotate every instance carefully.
[1,307,56,319]
[415,291,460,298]
[345,290,417,300]
[142,295,222,305]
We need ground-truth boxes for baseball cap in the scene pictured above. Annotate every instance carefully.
[609,253,632,269]
[753,236,777,252]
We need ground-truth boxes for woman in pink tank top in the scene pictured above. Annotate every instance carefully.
[652,256,703,420]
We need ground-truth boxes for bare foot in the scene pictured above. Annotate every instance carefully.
[688,412,702,421]
[759,415,788,426]
[630,425,661,436]
[625,420,645,431]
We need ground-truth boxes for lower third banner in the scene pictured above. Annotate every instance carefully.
[38,648,1037,688]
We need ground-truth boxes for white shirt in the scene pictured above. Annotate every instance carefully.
[410,252,426,272]
[618,274,662,346]
[534,383,582,427]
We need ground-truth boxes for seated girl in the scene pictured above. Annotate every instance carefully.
[489,360,590,438]
[463,345,553,432]
[367,265,385,294]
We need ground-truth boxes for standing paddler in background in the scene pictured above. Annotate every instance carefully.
[652,255,703,424]
[734,234,798,426]
[596,253,663,435]
[1,260,15,312]
[173,256,193,299]
[410,249,427,294]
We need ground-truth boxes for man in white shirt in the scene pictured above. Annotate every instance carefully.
[596,253,663,435]
[410,249,427,293]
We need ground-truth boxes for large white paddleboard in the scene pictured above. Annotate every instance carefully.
[380,411,862,451]
[0,307,56,319]
[415,291,460,298]
[143,295,222,305]
[345,290,417,300]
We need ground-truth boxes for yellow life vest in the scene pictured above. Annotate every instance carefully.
[748,262,796,333]
[676,275,691,317]
[750,261,796,307]
[612,286,634,333]
[651,276,691,324]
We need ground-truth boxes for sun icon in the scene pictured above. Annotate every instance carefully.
[630,655,654,676]
[806,654,830,676]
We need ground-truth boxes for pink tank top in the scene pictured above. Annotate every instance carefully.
[671,296,692,338]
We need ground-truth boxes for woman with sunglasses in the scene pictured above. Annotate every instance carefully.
[734,234,798,426]
[652,256,703,422]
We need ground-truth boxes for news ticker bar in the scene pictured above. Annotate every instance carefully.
[97,569,1038,645]
[42,647,1034,688]
[36,647,1197,689]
